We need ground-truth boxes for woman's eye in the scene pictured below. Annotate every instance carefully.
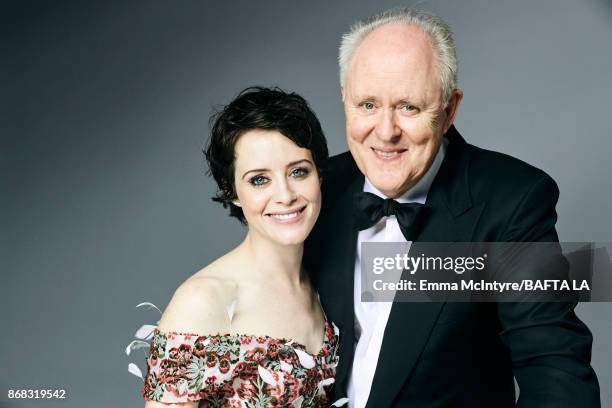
[248,175,269,186]
[290,167,310,178]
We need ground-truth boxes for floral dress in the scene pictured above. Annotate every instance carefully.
[141,321,339,407]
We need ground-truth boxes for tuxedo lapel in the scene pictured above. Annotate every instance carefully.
[365,126,486,407]
[316,171,364,394]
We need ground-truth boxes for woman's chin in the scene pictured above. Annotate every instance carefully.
[261,211,318,246]
[272,233,309,246]
[264,226,312,246]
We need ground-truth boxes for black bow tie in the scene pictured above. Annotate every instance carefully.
[353,191,429,241]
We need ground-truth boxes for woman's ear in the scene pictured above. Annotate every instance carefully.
[231,199,241,207]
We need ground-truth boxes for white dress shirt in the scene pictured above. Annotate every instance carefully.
[347,141,447,408]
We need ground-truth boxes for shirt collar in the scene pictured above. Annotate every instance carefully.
[363,138,447,205]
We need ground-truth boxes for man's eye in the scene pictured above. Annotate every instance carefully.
[402,104,418,112]
[361,102,375,110]
[248,175,269,186]
[290,167,310,178]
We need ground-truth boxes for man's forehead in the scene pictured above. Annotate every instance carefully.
[346,24,436,78]
[355,22,434,62]
[342,23,439,96]
[345,57,437,102]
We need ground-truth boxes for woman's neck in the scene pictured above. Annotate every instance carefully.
[236,231,306,289]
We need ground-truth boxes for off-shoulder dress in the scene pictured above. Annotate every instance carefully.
[142,320,339,407]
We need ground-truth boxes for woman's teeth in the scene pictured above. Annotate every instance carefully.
[271,211,299,220]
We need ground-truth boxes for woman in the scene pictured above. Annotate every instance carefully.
[142,87,339,407]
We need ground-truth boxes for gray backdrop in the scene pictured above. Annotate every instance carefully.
[2,0,611,407]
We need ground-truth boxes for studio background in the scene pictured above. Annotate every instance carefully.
[3,0,611,406]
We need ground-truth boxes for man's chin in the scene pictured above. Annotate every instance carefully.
[369,179,410,198]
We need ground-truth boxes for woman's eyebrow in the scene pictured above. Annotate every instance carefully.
[241,159,314,180]
[286,159,313,167]
[241,168,268,180]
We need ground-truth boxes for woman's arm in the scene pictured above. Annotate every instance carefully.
[157,277,233,334]
[141,277,234,407]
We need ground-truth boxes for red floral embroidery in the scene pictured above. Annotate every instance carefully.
[206,351,218,368]
[142,322,339,407]
[267,340,280,359]
[194,336,208,358]
[234,362,257,380]
[219,355,231,374]
[244,347,266,363]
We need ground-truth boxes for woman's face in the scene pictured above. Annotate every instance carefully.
[232,129,322,246]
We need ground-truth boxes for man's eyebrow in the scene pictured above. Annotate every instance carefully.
[241,159,313,180]
[353,95,377,102]
[352,95,423,106]
[397,97,421,106]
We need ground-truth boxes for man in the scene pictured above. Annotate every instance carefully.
[305,8,600,407]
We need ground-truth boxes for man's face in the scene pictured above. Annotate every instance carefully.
[343,22,461,198]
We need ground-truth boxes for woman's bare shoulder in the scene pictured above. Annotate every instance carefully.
[157,257,239,335]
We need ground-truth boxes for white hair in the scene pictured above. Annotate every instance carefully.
[339,8,458,107]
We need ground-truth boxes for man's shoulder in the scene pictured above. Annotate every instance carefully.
[321,151,361,201]
[467,142,551,180]
[463,140,558,199]
[328,150,359,178]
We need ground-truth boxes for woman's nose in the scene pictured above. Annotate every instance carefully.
[274,179,298,205]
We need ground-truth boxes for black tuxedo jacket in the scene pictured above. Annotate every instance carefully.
[304,126,599,407]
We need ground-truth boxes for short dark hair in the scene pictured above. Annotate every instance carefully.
[204,86,329,224]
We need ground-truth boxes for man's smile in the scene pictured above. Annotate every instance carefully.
[371,147,408,161]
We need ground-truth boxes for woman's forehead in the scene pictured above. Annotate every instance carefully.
[234,130,312,169]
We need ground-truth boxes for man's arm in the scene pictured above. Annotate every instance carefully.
[497,175,600,407]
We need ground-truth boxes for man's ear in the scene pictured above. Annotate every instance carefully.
[341,86,345,102]
[443,89,464,133]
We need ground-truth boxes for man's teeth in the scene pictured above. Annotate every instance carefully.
[375,149,400,158]
[271,211,300,220]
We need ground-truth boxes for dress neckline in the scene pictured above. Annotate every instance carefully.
[153,320,336,358]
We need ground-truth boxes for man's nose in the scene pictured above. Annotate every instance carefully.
[375,109,401,142]
[274,179,298,205]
